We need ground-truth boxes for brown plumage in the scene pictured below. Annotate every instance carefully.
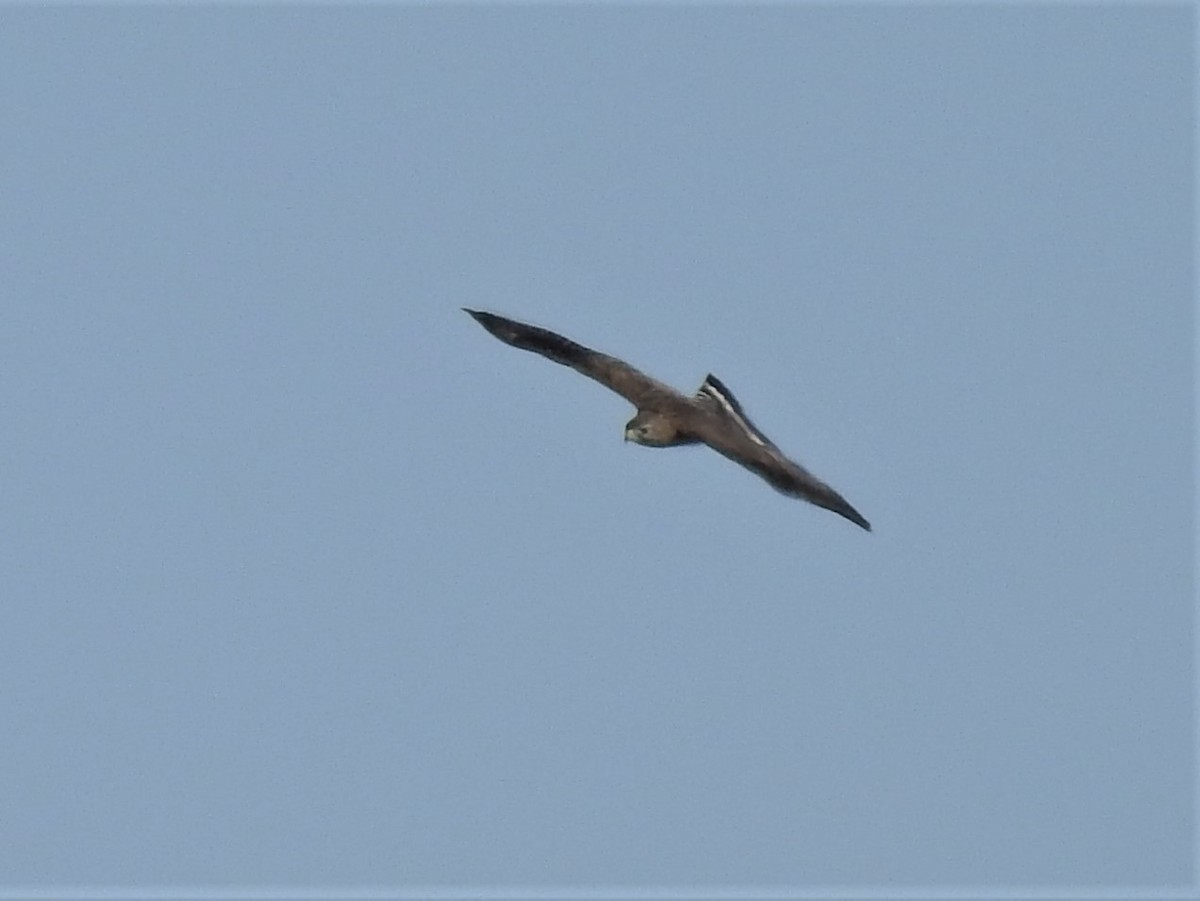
[464,309,871,531]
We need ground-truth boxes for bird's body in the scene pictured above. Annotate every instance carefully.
[464,309,871,531]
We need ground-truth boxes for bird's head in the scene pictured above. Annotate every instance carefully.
[624,411,680,447]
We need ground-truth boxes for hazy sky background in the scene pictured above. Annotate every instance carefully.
[1,5,1193,895]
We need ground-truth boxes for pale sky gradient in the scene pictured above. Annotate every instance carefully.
[0,5,1193,895]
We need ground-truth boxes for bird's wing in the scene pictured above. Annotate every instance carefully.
[464,309,683,409]
[693,373,779,450]
[695,412,872,531]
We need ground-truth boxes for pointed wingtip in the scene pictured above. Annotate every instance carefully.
[463,309,521,346]
[463,308,493,328]
[850,511,872,532]
[830,498,871,532]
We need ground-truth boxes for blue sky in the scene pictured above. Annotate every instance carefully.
[1,5,1193,895]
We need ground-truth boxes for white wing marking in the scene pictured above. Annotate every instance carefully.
[696,374,770,447]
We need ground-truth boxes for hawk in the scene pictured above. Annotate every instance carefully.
[464,309,871,531]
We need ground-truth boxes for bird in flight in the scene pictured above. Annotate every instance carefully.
[464,309,871,531]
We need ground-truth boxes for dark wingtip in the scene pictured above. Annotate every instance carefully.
[464,308,505,334]
[846,509,872,532]
[825,495,871,531]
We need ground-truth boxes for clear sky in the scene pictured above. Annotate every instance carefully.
[1,5,1193,896]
